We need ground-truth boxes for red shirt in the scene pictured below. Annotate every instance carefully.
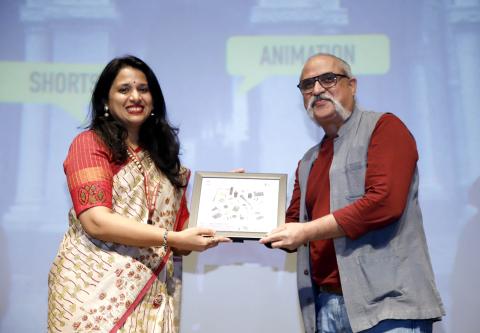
[286,113,418,289]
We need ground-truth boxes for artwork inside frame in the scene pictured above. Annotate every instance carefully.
[189,171,287,240]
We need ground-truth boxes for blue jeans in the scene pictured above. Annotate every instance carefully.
[315,291,433,333]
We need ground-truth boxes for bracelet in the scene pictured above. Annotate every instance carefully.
[162,229,168,250]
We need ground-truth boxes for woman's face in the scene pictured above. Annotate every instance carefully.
[107,66,153,135]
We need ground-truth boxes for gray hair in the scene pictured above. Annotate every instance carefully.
[305,53,353,78]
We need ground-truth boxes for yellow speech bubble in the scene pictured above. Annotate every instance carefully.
[226,35,390,94]
[0,61,103,120]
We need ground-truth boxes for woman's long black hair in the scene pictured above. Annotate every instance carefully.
[89,55,184,188]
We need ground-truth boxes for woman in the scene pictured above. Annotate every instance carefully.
[47,55,229,333]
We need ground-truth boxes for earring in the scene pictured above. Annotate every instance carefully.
[104,105,109,117]
[150,110,155,117]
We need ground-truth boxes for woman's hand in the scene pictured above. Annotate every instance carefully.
[169,227,231,252]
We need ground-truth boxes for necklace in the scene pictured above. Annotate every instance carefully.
[127,147,161,225]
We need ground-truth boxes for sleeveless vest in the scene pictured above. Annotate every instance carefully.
[296,108,444,333]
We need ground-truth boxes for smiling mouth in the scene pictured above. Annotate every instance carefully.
[126,105,144,114]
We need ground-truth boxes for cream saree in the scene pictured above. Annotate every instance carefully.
[48,149,189,333]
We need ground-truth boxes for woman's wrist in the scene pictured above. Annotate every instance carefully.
[161,229,168,250]
[165,230,180,248]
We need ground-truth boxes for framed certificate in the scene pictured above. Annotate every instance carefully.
[189,172,287,239]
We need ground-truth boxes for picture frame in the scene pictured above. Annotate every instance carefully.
[189,171,287,240]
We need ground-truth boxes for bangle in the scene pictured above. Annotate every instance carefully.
[162,229,168,250]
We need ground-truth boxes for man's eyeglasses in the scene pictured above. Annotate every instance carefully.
[297,72,349,93]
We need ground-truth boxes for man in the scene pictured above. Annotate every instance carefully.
[260,53,445,333]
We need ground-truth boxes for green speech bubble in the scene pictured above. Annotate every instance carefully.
[226,34,390,94]
[0,61,103,120]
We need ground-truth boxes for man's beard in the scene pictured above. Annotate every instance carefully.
[306,93,351,125]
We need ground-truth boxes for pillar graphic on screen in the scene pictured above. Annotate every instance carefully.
[1,1,117,330]
[3,0,117,230]
[447,0,480,187]
[248,0,349,173]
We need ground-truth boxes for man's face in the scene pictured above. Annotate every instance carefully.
[299,56,357,125]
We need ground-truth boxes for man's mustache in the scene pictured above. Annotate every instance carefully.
[307,93,351,123]
[309,93,334,109]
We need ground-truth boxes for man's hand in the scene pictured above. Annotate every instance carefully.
[259,223,308,251]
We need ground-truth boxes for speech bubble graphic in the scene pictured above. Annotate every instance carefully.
[226,35,390,94]
[0,61,103,120]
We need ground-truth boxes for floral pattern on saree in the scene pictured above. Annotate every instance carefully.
[48,148,189,333]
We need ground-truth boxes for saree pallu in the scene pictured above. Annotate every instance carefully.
[48,150,189,333]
